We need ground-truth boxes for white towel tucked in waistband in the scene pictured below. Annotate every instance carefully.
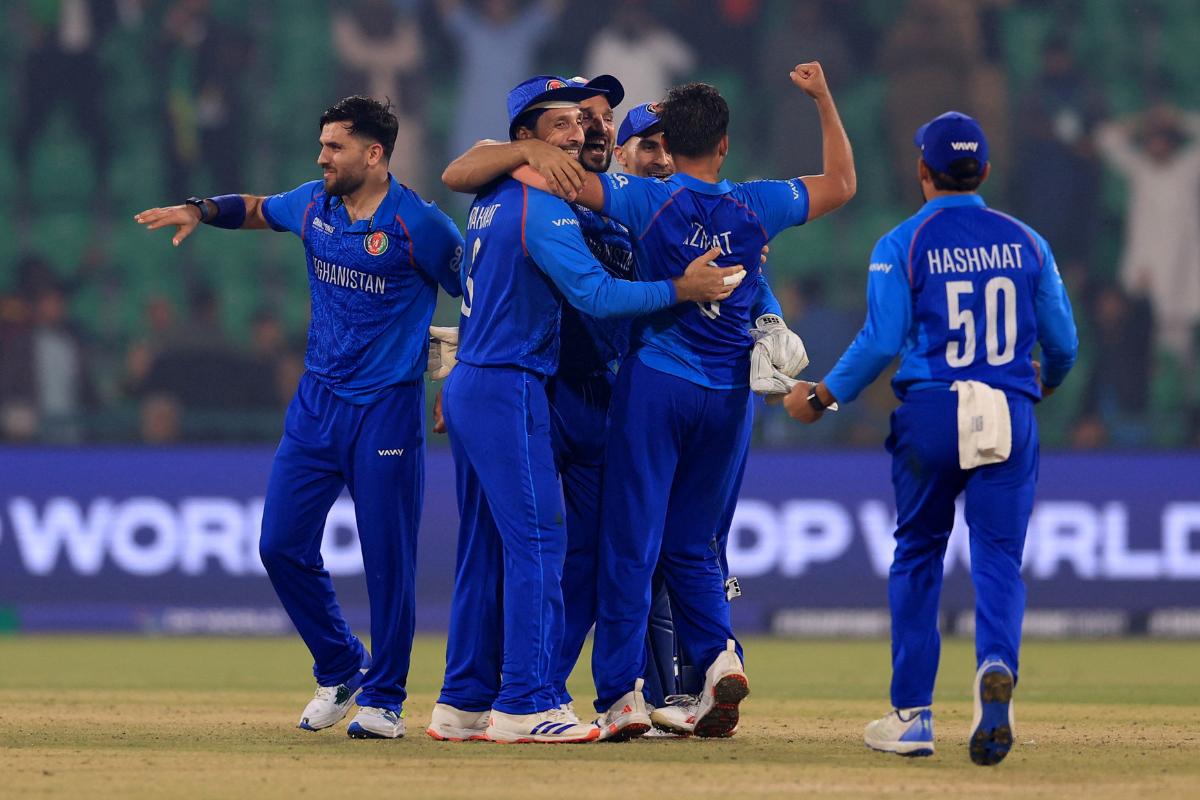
[951,380,1012,470]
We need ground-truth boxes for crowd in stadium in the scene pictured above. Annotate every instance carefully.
[1,0,1198,447]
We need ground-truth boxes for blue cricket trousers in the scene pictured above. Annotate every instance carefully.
[592,357,751,711]
[886,388,1039,709]
[259,373,424,713]
[437,363,567,715]
[547,371,687,707]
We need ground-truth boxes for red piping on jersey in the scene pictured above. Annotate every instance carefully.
[299,200,316,241]
[637,186,687,241]
[906,209,944,285]
[393,213,417,268]
[520,184,530,256]
[719,195,770,242]
[983,208,1044,267]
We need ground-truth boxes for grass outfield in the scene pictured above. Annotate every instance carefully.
[1,636,1197,799]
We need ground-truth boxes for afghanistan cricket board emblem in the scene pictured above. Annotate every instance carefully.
[364,231,389,256]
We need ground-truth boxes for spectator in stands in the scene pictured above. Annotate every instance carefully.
[124,295,179,396]
[438,0,563,167]
[158,0,252,198]
[583,0,695,106]
[14,0,116,199]
[0,286,37,442]
[1013,34,1106,267]
[1096,103,1200,384]
[880,0,985,206]
[333,0,427,191]
[758,1,855,178]
[1080,284,1154,445]
[29,279,92,443]
[249,308,304,409]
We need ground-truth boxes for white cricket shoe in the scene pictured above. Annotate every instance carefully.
[597,678,652,742]
[485,707,600,744]
[297,680,362,731]
[425,703,490,742]
[347,707,405,739]
[558,701,582,724]
[691,640,749,738]
[650,694,699,736]
[969,658,1015,766]
[864,707,935,756]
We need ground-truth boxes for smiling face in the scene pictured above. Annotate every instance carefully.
[317,121,383,197]
[578,95,616,173]
[616,131,673,179]
[516,106,585,158]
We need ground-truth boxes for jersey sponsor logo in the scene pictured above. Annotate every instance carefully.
[552,217,579,227]
[467,203,501,230]
[313,257,387,294]
[927,243,1025,275]
[610,174,629,189]
[376,448,405,457]
[950,141,980,152]
[311,216,335,235]
[450,244,463,273]
[364,231,389,256]
[683,222,734,255]
[788,178,802,201]
[869,262,893,273]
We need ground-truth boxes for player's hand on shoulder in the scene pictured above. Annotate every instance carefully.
[673,246,745,304]
[790,61,829,100]
[519,139,587,199]
[133,204,201,247]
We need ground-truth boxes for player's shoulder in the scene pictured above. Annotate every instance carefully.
[605,171,669,199]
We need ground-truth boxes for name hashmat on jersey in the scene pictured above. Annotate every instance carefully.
[927,243,1027,275]
[468,203,501,230]
[313,257,387,294]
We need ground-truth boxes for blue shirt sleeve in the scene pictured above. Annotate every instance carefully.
[823,235,910,403]
[525,190,675,318]
[1031,233,1079,388]
[600,173,668,237]
[401,198,466,298]
[261,181,322,235]
[749,265,783,318]
[738,178,810,240]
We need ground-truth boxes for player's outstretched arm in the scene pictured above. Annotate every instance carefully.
[134,195,269,246]
[792,62,856,222]
[443,139,587,197]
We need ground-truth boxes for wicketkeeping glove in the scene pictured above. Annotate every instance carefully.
[749,314,808,396]
[427,326,459,380]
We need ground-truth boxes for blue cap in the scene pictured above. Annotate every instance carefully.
[914,111,988,175]
[617,102,662,146]
[566,74,625,110]
[506,75,608,139]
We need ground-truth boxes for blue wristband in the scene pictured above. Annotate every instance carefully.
[207,194,246,229]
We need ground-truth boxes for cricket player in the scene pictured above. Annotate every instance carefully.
[426,75,743,744]
[784,111,1078,765]
[437,90,802,728]
[513,62,855,740]
[134,97,465,739]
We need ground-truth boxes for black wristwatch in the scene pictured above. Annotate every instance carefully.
[807,386,829,412]
[185,196,210,223]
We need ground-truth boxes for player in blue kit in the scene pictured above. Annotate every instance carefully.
[438,90,804,731]
[134,97,464,740]
[426,75,744,744]
[784,112,1078,765]
[514,62,855,739]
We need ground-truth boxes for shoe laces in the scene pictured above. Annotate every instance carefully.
[664,693,700,709]
[312,685,339,702]
[546,706,578,726]
[556,703,581,724]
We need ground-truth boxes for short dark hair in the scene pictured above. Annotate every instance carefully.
[927,157,985,192]
[512,108,549,139]
[658,83,729,158]
[319,96,399,158]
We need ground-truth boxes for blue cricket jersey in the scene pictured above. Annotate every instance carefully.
[823,194,1078,403]
[600,171,809,389]
[261,176,464,404]
[456,177,676,377]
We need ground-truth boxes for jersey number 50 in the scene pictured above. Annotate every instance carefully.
[945,276,1016,368]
